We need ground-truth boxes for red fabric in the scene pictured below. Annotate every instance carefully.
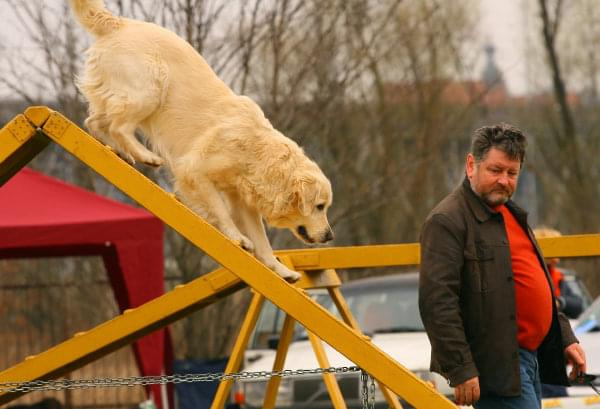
[549,265,563,297]
[0,168,172,408]
[498,205,553,351]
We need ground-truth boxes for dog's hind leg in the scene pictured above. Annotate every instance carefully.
[101,92,162,166]
[230,196,301,282]
[78,47,166,166]
[85,111,116,148]
[107,118,163,166]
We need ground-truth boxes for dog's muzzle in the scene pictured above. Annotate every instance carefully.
[297,226,334,243]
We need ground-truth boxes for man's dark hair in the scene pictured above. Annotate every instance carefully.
[470,123,527,164]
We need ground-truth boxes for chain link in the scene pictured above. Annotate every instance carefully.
[360,370,375,409]
[0,366,361,394]
[369,371,375,409]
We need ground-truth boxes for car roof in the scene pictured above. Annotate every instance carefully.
[341,272,419,293]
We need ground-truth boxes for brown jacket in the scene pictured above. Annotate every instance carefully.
[419,177,577,397]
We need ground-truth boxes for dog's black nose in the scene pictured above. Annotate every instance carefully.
[324,229,334,242]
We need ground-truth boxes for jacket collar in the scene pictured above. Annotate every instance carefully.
[459,176,528,224]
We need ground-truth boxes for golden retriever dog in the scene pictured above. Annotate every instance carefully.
[69,0,333,281]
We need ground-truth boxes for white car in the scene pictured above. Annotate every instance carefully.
[235,273,452,409]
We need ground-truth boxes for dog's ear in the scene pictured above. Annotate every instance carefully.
[272,190,296,218]
[296,176,320,217]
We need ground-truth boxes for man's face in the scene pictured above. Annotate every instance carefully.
[466,147,521,207]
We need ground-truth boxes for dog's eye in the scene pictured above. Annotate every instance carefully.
[316,204,325,211]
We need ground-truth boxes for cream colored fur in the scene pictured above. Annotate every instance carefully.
[69,0,333,281]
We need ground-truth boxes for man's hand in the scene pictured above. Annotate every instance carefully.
[565,342,586,380]
[454,376,480,406]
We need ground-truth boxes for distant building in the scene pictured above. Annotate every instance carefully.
[481,43,505,90]
[382,42,509,108]
[382,41,580,110]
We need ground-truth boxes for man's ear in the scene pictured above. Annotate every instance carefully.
[466,153,475,179]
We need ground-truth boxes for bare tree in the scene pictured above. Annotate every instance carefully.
[533,0,600,232]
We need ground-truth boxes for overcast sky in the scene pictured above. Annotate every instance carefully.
[479,0,531,95]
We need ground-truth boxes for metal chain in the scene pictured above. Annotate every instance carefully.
[0,366,361,394]
[369,371,375,409]
[360,370,375,409]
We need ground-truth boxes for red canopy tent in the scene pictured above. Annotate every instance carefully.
[0,167,173,408]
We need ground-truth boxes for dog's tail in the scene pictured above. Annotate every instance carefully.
[69,0,123,37]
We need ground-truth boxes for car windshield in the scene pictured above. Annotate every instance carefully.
[316,283,424,335]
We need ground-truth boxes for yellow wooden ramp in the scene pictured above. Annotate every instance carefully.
[0,106,454,408]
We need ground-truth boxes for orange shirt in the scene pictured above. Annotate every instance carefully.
[498,205,553,351]
[549,265,563,297]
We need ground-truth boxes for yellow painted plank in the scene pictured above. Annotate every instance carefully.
[279,243,421,269]
[17,108,454,408]
[1,113,36,146]
[23,106,52,127]
[0,113,43,185]
[537,234,600,258]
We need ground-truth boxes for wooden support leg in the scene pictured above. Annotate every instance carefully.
[263,313,297,409]
[307,330,348,409]
[211,291,265,409]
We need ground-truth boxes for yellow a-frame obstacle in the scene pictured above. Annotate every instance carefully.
[2,107,600,408]
[0,106,455,408]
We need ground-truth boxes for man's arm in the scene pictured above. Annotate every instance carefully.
[557,312,579,347]
[556,312,587,381]
[419,213,478,386]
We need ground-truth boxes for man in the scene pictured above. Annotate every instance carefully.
[418,124,586,408]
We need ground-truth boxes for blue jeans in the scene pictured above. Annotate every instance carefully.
[474,348,542,409]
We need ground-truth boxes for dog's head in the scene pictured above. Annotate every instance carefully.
[268,168,334,244]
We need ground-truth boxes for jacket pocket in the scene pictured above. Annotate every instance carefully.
[464,243,495,292]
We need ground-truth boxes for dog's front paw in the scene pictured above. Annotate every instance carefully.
[115,150,136,165]
[140,152,164,167]
[273,263,302,283]
[232,234,255,254]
